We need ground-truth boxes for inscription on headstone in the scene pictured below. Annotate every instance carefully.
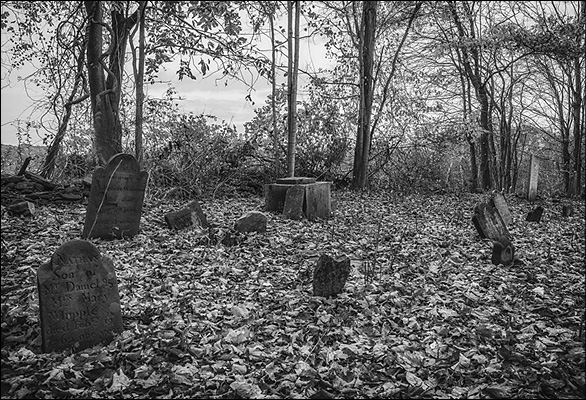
[82,154,148,240]
[527,154,540,201]
[472,202,509,240]
[165,200,209,230]
[490,193,512,226]
[37,240,123,353]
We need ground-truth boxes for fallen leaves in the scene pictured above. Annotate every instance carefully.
[1,192,585,398]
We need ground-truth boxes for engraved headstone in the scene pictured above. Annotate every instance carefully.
[283,185,305,220]
[37,240,123,353]
[472,202,509,240]
[165,200,209,230]
[527,154,540,201]
[82,153,148,240]
[490,192,512,226]
[313,254,351,298]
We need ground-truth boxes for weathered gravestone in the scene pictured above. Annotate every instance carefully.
[37,240,123,353]
[165,200,208,230]
[527,154,540,201]
[526,206,544,222]
[313,254,351,298]
[489,192,512,226]
[283,185,305,220]
[82,154,148,240]
[472,202,509,240]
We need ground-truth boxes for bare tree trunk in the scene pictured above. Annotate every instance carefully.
[268,7,280,177]
[84,1,137,165]
[449,1,493,190]
[352,1,377,190]
[286,0,300,177]
[571,52,583,197]
[134,1,146,166]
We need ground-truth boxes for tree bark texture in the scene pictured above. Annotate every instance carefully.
[286,1,300,178]
[84,1,137,165]
[352,1,377,190]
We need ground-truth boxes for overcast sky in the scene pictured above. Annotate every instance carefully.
[1,15,334,147]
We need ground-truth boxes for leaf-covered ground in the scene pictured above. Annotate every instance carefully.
[1,191,585,399]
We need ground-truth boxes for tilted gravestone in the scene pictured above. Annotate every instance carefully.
[313,254,351,298]
[37,240,123,353]
[489,192,512,226]
[82,153,148,240]
[526,206,544,222]
[165,200,209,230]
[472,202,509,241]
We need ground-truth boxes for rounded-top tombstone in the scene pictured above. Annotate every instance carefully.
[37,240,123,352]
[82,153,148,240]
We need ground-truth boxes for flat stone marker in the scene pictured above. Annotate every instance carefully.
[165,200,208,230]
[527,154,539,201]
[472,202,509,240]
[283,185,305,220]
[490,192,512,226]
[37,240,123,353]
[82,153,148,240]
[313,254,351,298]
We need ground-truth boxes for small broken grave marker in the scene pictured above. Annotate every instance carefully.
[313,254,351,298]
[526,206,544,222]
[491,235,515,266]
[165,200,208,230]
[562,204,574,217]
[37,240,123,353]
